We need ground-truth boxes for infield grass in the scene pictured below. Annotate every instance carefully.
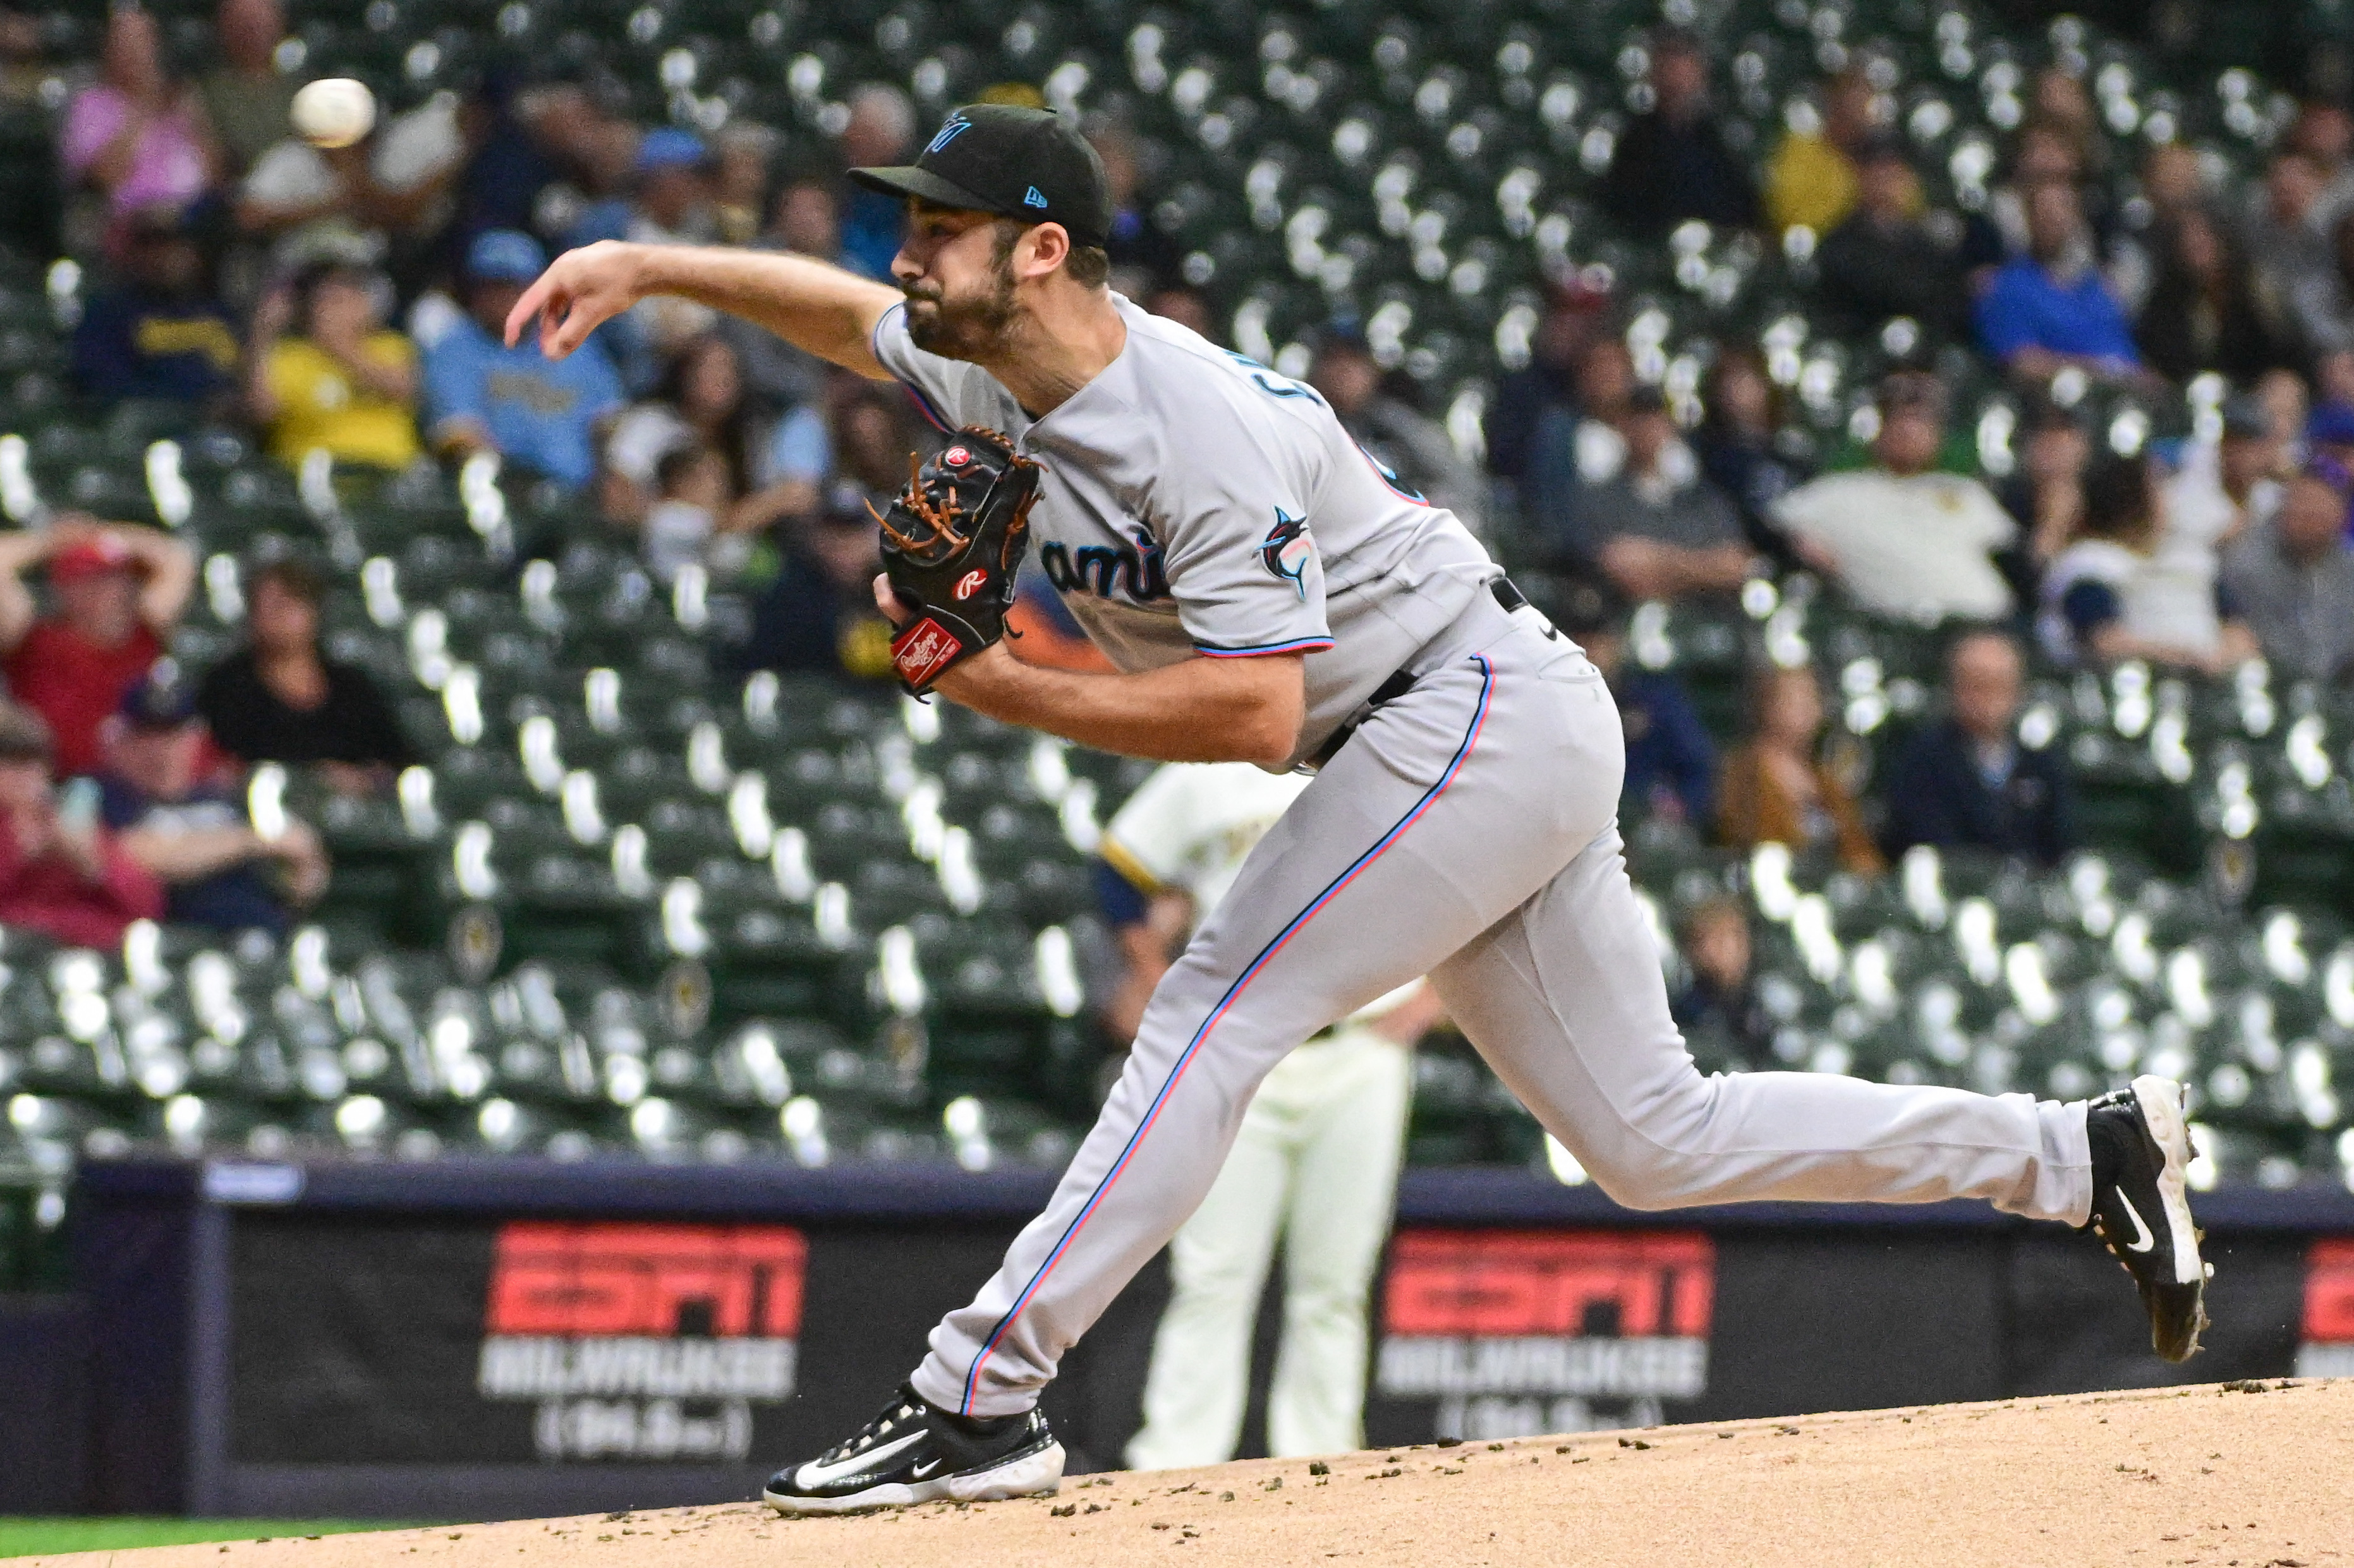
[0,1520,410,1559]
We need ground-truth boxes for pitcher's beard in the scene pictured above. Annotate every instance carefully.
[904,276,1017,359]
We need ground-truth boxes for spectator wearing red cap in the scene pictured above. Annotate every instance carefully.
[0,703,165,948]
[0,518,197,778]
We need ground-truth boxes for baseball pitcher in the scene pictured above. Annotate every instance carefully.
[507,102,2209,1514]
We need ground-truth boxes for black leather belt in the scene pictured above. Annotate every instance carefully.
[1304,577,1529,769]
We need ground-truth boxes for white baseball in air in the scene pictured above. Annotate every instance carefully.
[290,77,377,148]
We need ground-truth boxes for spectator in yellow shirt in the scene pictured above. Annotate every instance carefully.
[245,262,420,471]
[1764,66,1886,237]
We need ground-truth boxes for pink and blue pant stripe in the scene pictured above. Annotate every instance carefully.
[957,654,1497,1411]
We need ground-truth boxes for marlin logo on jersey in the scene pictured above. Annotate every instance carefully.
[925,113,973,155]
[1260,510,1315,600]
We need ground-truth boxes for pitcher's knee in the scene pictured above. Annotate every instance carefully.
[1586,1163,1704,1211]
[1569,1070,1730,1210]
[1574,1150,1677,1210]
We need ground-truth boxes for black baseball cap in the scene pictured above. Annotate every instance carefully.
[848,103,1112,250]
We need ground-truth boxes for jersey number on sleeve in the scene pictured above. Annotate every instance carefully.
[1222,351,1326,407]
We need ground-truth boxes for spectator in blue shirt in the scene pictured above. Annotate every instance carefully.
[1484,282,1605,492]
[1881,630,2075,869]
[71,207,239,409]
[1090,122,1183,286]
[422,229,624,490]
[835,83,916,280]
[1976,179,2151,387]
[95,663,329,934]
[1670,896,1775,1072]
[1574,610,1718,828]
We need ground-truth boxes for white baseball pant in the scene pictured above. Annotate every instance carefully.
[909,594,2094,1418]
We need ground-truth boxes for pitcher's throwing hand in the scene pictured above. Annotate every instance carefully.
[501,240,650,361]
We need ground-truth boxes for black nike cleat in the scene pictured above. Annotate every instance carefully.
[761,1384,1064,1515]
[2084,1075,2211,1363]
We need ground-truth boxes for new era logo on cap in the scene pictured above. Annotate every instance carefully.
[1024,186,1048,208]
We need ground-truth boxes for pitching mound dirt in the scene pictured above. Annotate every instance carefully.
[32,1380,2354,1568]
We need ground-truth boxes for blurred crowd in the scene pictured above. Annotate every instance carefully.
[6,1,2354,997]
[1512,28,2354,689]
[0,0,1202,953]
[1481,23,2354,1066]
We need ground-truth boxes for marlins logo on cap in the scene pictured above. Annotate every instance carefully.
[1259,510,1315,600]
[926,112,975,155]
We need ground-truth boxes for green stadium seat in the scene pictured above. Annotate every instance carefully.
[0,0,2337,1181]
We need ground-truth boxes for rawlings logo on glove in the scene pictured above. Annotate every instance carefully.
[872,425,1043,694]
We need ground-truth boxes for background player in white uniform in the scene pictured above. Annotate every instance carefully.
[1100,762,1435,1468]
[509,102,2211,1515]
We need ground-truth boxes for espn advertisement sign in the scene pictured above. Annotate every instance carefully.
[2295,1239,2354,1378]
[475,1222,806,1462]
[1374,1229,1714,1441]
[220,1210,1034,1478]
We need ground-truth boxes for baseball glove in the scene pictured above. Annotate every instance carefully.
[873,425,1042,694]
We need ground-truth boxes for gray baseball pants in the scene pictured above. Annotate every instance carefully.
[910,594,2095,1419]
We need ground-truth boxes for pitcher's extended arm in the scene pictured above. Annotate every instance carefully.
[505,241,901,378]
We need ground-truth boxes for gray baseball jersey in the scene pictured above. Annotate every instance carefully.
[870,296,1497,767]
[862,297,2100,1426]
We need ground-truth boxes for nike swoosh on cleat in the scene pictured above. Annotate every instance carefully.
[2116,1187,2156,1253]
[911,1459,943,1480]
[792,1429,928,1490]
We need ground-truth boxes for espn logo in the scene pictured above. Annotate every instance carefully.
[892,616,966,688]
[475,1221,807,1461]
[481,1221,805,1340]
[1376,1229,1713,1403]
[2296,1238,2354,1378]
[1383,1230,1714,1340]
